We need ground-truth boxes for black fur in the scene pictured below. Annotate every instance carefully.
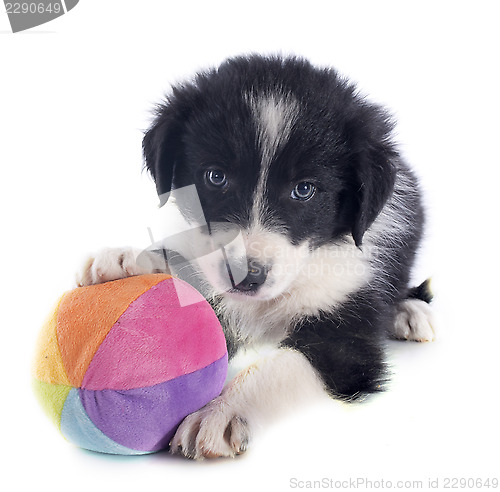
[407,279,434,304]
[282,289,391,400]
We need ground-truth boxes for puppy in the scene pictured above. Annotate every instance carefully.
[78,55,435,459]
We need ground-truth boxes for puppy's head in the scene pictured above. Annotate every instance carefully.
[143,55,396,300]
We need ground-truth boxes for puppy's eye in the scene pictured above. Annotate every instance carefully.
[205,170,227,188]
[291,182,316,201]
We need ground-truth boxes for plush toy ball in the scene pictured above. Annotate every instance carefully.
[32,274,228,455]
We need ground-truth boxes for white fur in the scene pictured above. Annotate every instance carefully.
[366,167,419,248]
[246,92,299,225]
[392,298,436,342]
[227,224,311,301]
[189,228,249,295]
[362,165,420,296]
[76,247,165,287]
[170,347,326,459]
[247,92,299,166]
[217,233,371,346]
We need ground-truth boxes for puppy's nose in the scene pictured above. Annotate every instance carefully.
[233,260,268,292]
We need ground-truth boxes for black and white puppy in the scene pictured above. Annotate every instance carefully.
[79,55,435,459]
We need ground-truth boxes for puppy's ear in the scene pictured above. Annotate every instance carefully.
[348,113,397,247]
[143,89,193,206]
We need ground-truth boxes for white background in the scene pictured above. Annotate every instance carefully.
[1,1,499,490]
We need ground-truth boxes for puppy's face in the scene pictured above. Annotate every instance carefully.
[143,56,396,301]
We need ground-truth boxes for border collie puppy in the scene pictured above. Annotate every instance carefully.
[78,55,435,459]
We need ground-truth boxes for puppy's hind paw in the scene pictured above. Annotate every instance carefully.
[393,299,436,342]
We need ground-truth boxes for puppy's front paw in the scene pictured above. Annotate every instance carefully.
[393,299,436,342]
[76,247,159,287]
[170,398,250,460]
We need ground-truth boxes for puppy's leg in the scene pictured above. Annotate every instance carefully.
[76,247,168,287]
[283,291,390,400]
[170,347,325,459]
[392,298,436,342]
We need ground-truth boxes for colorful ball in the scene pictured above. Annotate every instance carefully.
[32,274,228,455]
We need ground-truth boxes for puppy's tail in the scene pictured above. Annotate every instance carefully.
[406,278,433,304]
